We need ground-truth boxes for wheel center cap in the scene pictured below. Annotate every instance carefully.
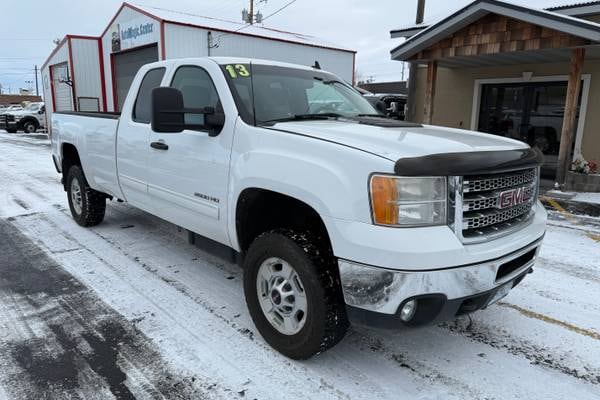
[271,290,282,305]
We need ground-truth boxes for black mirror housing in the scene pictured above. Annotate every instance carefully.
[152,87,185,133]
[151,87,225,136]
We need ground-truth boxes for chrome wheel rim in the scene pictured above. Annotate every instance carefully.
[25,123,36,133]
[70,177,83,215]
[256,257,307,336]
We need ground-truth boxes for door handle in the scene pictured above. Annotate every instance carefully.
[150,141,169,151]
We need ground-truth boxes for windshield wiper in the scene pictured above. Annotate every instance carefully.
[357,113,390,119]
[260,113,344,125]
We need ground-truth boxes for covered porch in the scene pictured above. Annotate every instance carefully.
[390,0,600,186]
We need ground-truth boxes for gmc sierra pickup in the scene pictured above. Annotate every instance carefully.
[51,57,547,360]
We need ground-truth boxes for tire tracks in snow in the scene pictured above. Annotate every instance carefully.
[0,218,219,400]
[441,317,600,385]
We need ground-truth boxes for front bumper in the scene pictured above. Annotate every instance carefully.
[0,120,18,130]
[339,236,542,327]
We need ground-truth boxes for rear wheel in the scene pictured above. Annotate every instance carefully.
[6,128,17,133]
[66,166,106,227]
[22,120,38,133]
[243,230,348,359]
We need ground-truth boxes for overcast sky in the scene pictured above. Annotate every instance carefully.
[0,0,572,94]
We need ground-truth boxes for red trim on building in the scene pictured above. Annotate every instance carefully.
[41,37,68,71]
[49,65,57,112]
[160,20,166,60]
[100,3,354,55]
[67,37,78,111]
[98,39,108,112]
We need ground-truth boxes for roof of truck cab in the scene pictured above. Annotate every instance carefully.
[147,57,335,75]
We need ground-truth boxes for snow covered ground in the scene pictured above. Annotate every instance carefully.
[0,131,599,400]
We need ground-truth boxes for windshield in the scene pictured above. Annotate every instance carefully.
[221,63,379,125]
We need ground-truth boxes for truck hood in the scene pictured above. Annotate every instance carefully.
[268,119,528,161]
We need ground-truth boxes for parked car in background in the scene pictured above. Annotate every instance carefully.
[364,93,407,120]
[51,57,546,360]
[0,102,46,133]
[0,105,23,115]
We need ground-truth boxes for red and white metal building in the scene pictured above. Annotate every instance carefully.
[41,2,356,132]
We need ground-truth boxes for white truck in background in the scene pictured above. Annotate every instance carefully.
[51,57,547,359]
[0,102,46,133]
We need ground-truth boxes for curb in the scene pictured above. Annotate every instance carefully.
[540,196,600,218]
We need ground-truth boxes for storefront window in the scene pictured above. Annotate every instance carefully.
[478,81,581,179]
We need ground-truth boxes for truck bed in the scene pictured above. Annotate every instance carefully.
[52,111,122,199]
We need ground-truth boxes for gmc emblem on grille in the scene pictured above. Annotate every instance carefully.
[498,187,531,209]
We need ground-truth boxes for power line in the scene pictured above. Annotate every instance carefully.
[261,0,297,21]
[212,0,298,44]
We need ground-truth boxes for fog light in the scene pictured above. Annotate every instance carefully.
[400,300,417,322]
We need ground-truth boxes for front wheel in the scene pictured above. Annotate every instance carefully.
[66,165,106,227]
[243,230,349,360]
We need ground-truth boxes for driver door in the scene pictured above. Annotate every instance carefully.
[146,62,233,245]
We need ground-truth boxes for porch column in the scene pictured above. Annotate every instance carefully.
[557,48,585,185]
[423,60,438,124]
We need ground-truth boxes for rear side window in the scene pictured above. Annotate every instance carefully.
[133,67,166,123]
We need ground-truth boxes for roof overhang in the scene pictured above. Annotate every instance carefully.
[391,0,600,62]
[547,2,600,16]
[390,25,430,39]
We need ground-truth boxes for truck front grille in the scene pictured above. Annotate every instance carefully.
[455,168,538,243]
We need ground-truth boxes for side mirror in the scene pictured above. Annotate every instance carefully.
[204,109,225,135]
[152,87,185,133]
[151,87,225,136]
[375,100,386,114]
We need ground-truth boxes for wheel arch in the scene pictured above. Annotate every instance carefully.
[61,142,82,190]
[235,187,334,258]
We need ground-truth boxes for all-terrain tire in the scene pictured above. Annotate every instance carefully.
[243,229,349,360]
[66,165,106,227]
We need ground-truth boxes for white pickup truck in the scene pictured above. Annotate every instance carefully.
[51,57,547,359]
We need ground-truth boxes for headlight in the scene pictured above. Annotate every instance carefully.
[370,175,447,227]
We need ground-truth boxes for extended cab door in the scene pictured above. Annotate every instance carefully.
[116,67,166,212]
[146,60,236,246]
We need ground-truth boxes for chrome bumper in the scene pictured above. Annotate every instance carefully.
[338,236,542,316]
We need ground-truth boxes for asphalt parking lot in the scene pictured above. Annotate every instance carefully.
[0,131,599,400]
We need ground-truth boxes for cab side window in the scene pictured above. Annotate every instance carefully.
[170,66,221,129]
[133,68,166,124]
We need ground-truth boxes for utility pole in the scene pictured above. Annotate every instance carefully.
[406,0,426,122]
[35,65,39,96]
[242,0,266,24]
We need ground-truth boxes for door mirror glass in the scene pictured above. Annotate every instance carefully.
[151,87,185,133]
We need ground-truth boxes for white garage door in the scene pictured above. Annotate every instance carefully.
[51,63,74,112]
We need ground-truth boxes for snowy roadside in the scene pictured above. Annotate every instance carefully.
[0,132,599,400]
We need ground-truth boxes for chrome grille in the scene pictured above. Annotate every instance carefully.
[464,202,533,229]
[463,169,537,193]
[456,168,538,243]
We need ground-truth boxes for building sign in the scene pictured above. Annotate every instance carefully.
[109,17,158,53]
